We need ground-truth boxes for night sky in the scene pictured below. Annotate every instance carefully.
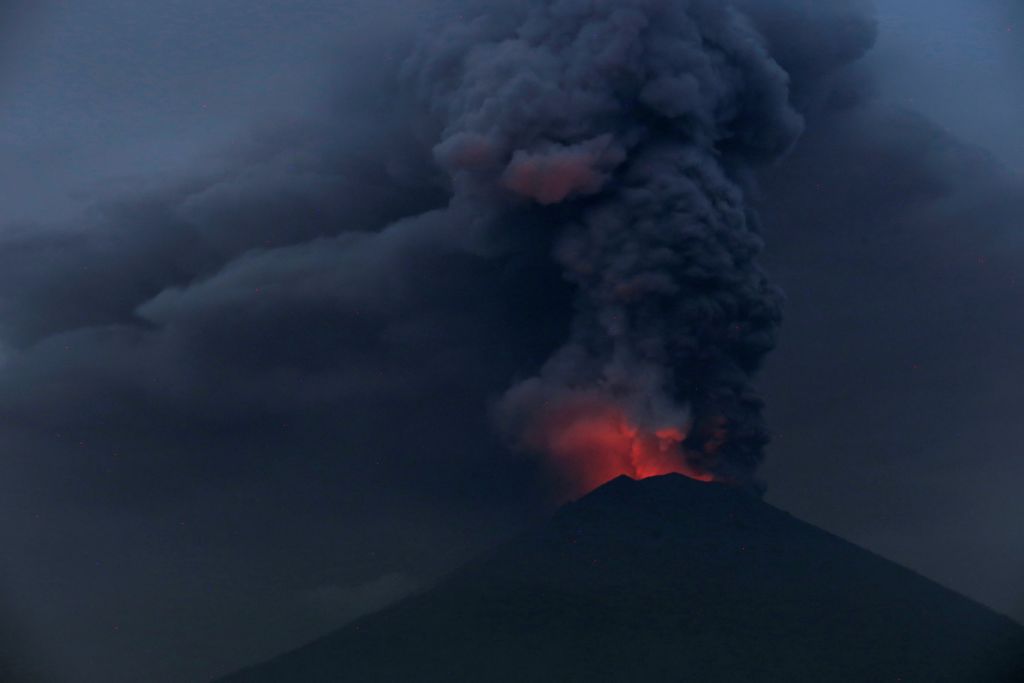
[1,2,1021,682]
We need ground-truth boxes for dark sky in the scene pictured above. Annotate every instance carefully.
[1,2,1021,682]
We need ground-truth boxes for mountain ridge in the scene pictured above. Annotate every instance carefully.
[215,474,1024,682]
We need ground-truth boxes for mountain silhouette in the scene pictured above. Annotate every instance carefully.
[215,474,1024,682]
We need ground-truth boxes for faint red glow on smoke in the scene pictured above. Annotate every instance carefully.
[501,151,606,205]
[526,399,714,498]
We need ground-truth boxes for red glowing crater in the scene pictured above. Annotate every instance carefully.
[526,399,714,498]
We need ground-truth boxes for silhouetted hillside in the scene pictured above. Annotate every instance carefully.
[216,474,1024,682]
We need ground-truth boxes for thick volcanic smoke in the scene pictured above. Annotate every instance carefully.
[521,395,713,498]
[406,0,805,492]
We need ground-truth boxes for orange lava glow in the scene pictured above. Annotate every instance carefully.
[526,400,714,498]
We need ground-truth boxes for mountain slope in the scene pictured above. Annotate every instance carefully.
[216,474,1024,682]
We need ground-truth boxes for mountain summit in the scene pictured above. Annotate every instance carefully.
[217,475,1024,682]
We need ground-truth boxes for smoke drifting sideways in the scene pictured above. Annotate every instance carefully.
[0,0,876,512]
[406,0,873,492]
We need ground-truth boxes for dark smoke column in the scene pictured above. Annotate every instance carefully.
[405,0,805,491]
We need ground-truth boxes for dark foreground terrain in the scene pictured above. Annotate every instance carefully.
[217,474,1024,682]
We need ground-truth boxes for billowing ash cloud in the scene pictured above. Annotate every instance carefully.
[400,0,869,489]
[0,0,879,510]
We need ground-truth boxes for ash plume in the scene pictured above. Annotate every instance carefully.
[0,1,877,510]
[405,0,819,487]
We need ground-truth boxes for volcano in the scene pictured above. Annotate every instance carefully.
[215,475,1024,682]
